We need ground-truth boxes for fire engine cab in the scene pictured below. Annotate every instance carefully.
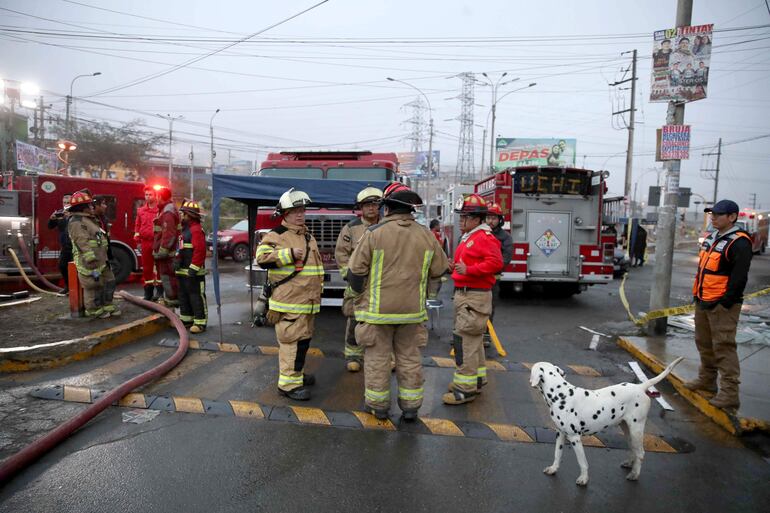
[1,175,149,286]
[475,166,614,295]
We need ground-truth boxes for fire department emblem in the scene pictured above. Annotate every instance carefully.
[535,229,561,256]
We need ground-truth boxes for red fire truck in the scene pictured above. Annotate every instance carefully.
[250,151,400,303]
[474,166,615,295]
[1,175,151,285]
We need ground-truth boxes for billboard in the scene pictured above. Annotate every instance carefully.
[396,151,439,177]
[658,125,691,160]
[494,138,576,170]
[650,24,713,103]
[15,140,59,175]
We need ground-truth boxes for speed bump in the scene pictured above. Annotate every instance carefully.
[30,385,693,454]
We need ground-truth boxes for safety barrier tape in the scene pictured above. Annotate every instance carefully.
[619,275,770,326]
[156,339,609,377]
[30,385,693,454]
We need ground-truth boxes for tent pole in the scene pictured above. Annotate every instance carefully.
[248,204,255,321]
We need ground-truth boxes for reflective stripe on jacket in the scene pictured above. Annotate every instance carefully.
[175,221,207,275]
[692,229,752,302]
[67,213,108,276]
[256,221,323,315]
[335,217,375,277]
[348,213,449,324]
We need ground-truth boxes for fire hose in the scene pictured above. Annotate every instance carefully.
[0,291,189,484]
[16,234,65,294]
[7,248,64,297]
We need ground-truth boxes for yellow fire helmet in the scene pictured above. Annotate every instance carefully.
[277,188,312,213]
[356,186,383,206]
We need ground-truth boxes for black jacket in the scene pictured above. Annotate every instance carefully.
[491,224,513,266]
[48,211,72,253]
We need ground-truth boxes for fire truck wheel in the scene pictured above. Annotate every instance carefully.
[110,246,134,284]
[231,243,250,263]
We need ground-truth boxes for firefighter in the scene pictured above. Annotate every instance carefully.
[67,190,120,318]
[153,187,180,307]
[347,183,449,420]
[335,186,383,372]
[685,199,753,411]
[484,202,513,346]
[256,189,324,401]
[93,195,118,315]
[47,195,72,294]
[175,200,208,333]
[444,194,502,405]
[134,186,160,301]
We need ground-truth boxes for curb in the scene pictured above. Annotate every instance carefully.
[617,336,769,436]
[0,314,170,373]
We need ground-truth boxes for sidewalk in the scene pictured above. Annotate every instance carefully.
[619,334,770,435]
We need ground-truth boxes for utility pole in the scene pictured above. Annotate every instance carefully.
[189,146,195,200]
[649,0,692,335]
[480,127,487,177]
[160,114,183,187]
[611,49,638,256]
[749,193,757,209]
[700,137,721,205]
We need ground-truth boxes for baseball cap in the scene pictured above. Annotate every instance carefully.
[704,199,739,214]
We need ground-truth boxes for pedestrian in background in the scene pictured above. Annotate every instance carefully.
[632,225,647,267]
[347,182,449,420]
[444,194,502,406]
[685,200,753,411]
[256,189,324,401]
[153,187,180,307]
[176,200,208,333]
[335,186,383,372]
[67,190,119,318]
[48,194,72,294]
[135,186,160,301]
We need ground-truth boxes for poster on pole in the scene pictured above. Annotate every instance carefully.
[650,24,713,103]
[396,151,439,177]
[494,138,576,170]
[659,125,691,160]
[15,140,59,174]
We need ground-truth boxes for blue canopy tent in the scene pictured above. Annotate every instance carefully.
[210,174,389,340]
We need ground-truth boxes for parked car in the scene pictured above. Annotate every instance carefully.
[613,245,630,278]
[207,219,252,262]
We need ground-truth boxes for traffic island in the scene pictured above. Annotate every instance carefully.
[618,335,770,435]
[0,313,169,372]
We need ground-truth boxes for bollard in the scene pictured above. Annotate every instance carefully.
[68,262,84,318]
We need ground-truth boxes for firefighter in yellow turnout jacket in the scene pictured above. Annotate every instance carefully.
[347,183,449,420]
[335,186,383,372]
[256,189,324,401]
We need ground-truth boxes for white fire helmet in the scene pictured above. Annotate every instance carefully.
[277,188,312,213]
[356,186,383,205]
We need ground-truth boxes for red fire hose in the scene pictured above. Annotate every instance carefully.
[16,234,65,294]
[0,291,189,484]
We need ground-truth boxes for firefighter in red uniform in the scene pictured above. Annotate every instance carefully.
[444,194,503,405]
[152,187,180,307]
[176,200,208,333]
[134,186,160,301]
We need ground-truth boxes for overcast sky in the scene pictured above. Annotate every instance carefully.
[2,0,768,208]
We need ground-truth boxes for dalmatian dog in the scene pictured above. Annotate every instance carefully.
[530,357,683,486]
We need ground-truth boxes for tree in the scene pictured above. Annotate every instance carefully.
[52,118,162,178]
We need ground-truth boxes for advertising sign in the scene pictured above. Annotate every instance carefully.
[650,24,713,103]
[494,138,576,170]
[659,125,691,160]
[396,151,439,177]
[15,140,59,175]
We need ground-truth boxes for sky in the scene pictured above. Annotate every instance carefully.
[1,0,769,209]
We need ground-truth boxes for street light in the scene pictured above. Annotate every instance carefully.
[478,73,518,172]
[210,108,220,174]
[387,77,434,217]
[56,139,77,175]
[66,72,101,136]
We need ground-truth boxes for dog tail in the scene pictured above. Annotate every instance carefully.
[640,356,684,390]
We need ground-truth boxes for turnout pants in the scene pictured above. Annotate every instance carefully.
[178,274,207,327]
[452,289,492,393]
[140,239,158,286]
[274,312,316,392]
[356,322,428,412]
[155,257,178,303]
[344,316,364,362]
[79,267,116,317]
[694,303,741,397]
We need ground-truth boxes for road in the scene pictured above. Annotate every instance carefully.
[1,249,769,512]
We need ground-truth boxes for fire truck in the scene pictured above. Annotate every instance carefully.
[0,175,149,286]
[250,151,400,303]
[474,166,615,295]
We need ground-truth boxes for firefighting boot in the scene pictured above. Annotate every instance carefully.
[447,381,484,394]
[278,386,311,401]
[303,374,316,387]
[401,409,419,423]
[190,325,206,334]
[346,360,362,372]
[367,407,390,420]
[683,376,718,395]
[143,285,154,301]
[442,389,477,405]
[153,284,164,302]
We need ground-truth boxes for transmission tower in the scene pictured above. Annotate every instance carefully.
[400,95,426,153]
[454,72,475,182]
